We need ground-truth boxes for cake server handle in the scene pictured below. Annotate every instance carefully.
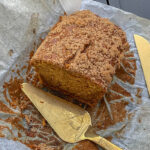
[59,0,81,15]
[84,128,122,150]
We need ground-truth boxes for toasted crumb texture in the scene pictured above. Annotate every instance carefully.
[31,10,129,107]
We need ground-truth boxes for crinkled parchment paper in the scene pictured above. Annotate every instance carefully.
[0,0,150,150]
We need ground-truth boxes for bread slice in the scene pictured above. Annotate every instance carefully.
[31,10,129,107]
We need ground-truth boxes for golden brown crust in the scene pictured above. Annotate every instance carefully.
[31,10,129,88]
[31,10,129,106]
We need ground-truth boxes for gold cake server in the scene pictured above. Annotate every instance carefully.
[134,34,150,95]
[22,83,122,150]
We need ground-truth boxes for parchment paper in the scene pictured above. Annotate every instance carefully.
[0,0,150,150]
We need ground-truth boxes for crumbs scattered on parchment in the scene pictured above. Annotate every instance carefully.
[0,48,141,150]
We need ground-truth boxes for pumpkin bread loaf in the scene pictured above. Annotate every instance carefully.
[31,10,129,107]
